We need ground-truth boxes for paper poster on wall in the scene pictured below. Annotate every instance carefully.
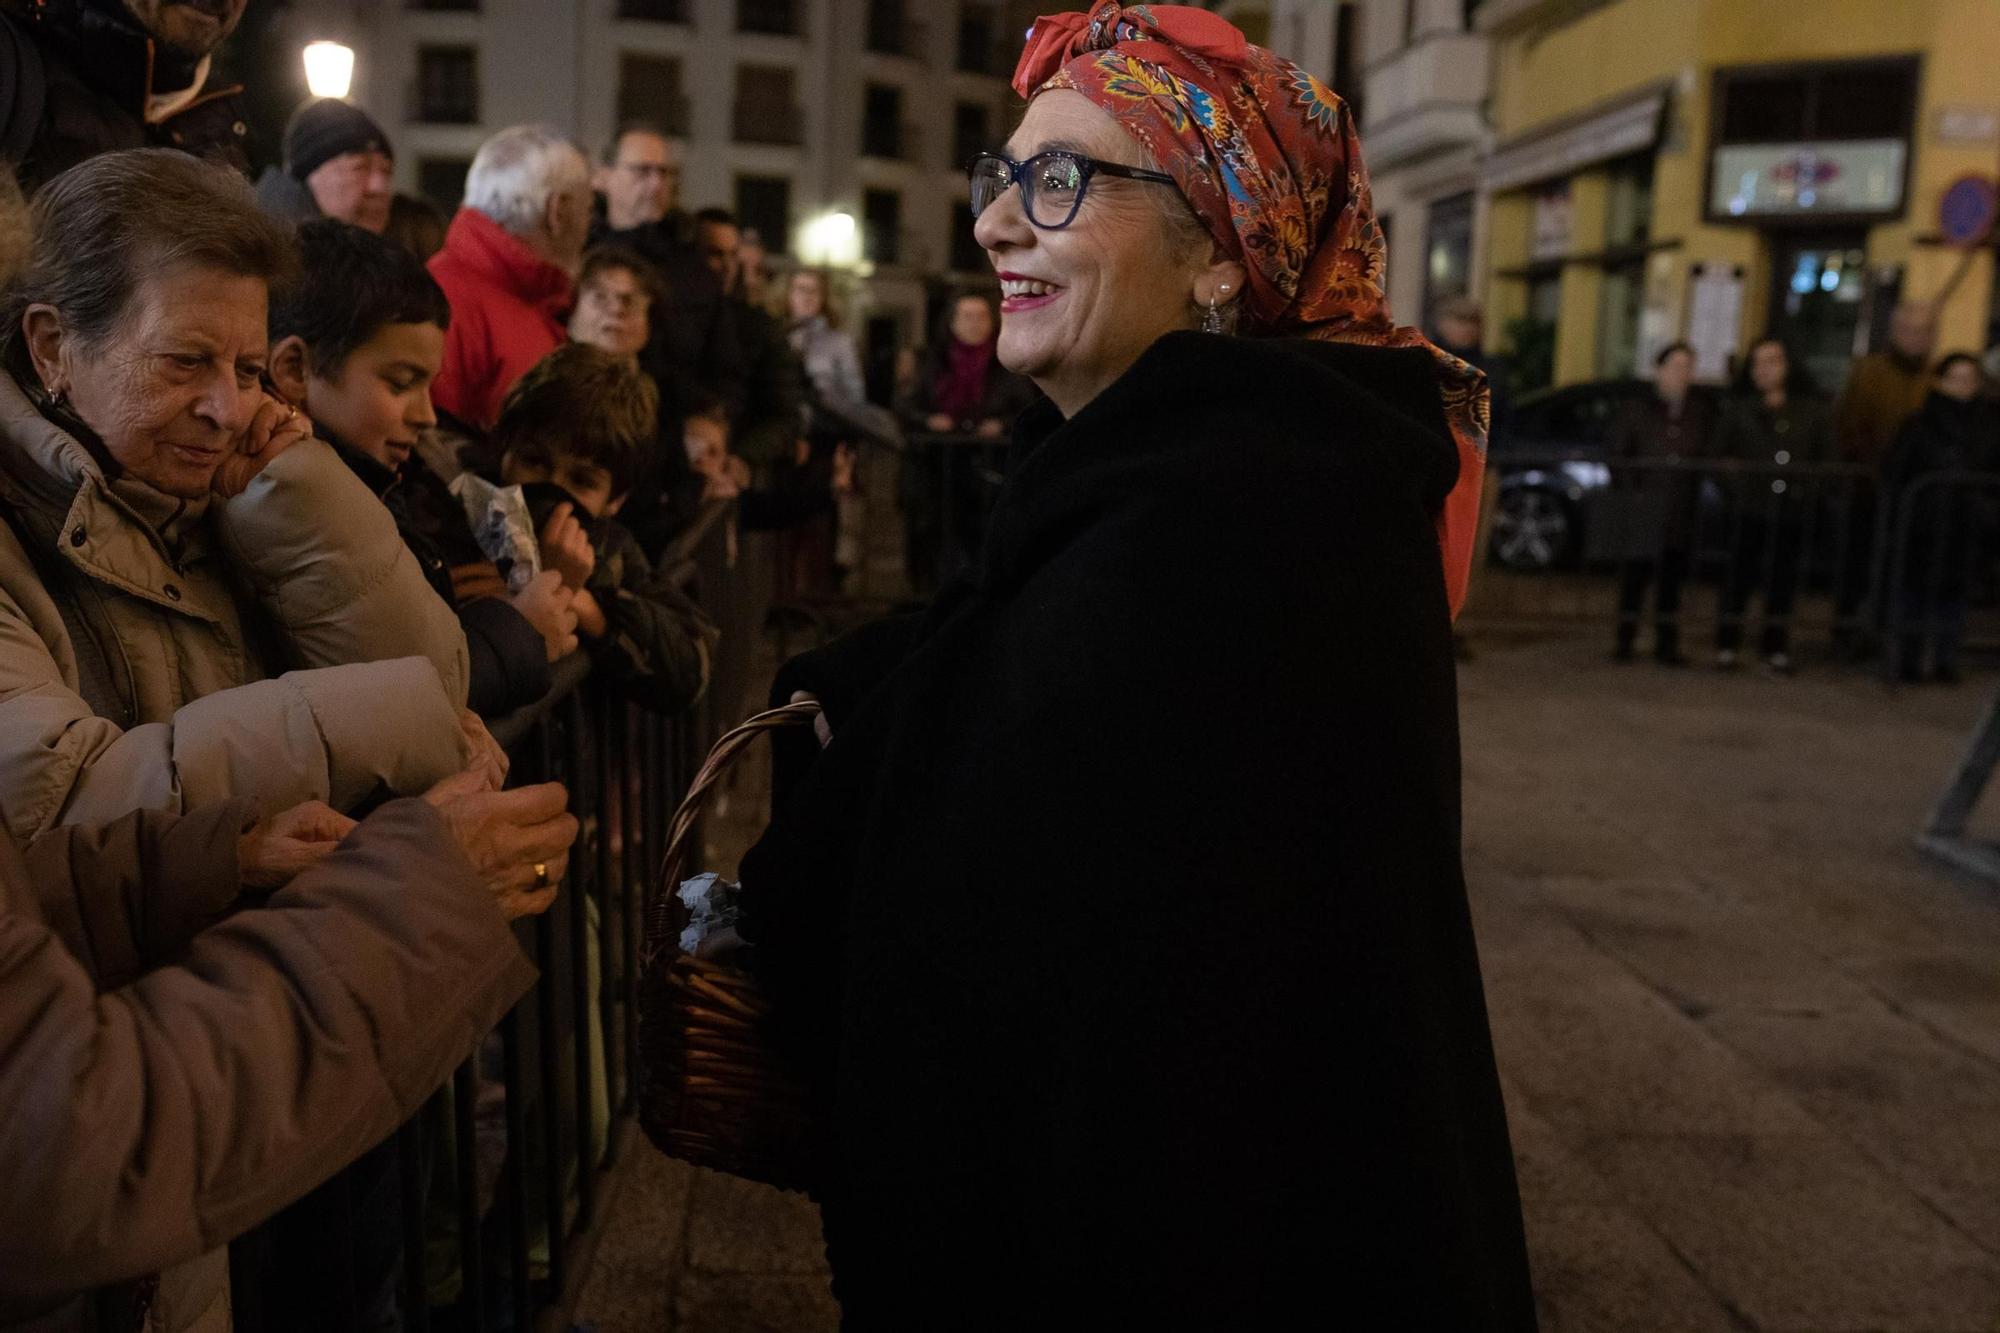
[1684,263,1744,382]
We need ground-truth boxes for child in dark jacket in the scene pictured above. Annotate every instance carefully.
[268,220,577,717]
[492,344,715,713]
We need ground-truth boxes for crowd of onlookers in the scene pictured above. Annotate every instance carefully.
[1436,295,2000,684]
[0,1,1036,1329]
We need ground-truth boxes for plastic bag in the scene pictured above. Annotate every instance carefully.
[450,472,542,591]
[677,872,744,958]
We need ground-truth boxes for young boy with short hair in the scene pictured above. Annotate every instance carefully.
[268,220,578,717]
[493,343,714,712]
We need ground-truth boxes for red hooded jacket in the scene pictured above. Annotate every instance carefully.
[427,208,573,430]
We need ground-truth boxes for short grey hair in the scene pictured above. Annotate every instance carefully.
[464,125,591,237]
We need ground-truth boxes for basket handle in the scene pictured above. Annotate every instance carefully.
[641,699,823,964]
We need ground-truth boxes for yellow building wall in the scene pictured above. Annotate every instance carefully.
[1484,0,2000,383]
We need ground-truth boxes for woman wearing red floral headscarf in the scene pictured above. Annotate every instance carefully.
[735,5,1535,1326]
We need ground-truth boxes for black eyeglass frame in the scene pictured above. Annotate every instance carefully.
[966,150,1178,231]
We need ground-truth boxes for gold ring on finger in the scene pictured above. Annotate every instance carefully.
[534,862,550,889]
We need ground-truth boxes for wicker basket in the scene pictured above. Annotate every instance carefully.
[635,700,823,1191]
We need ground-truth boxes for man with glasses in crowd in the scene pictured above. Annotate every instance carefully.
[590,121,745,417]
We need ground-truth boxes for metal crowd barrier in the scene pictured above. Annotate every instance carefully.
[897,430,1013,598]
[229,526,748,1332]
[1464,454,1874,654]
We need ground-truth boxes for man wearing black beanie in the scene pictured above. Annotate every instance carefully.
[254,97,396,233]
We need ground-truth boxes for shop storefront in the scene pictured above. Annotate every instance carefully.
[1706,57,1918,391]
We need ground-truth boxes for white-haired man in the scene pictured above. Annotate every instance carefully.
[429,125,593,429]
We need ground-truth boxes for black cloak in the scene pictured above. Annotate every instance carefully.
[738,330,1537,1329]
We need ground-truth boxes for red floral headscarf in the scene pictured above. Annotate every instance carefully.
[1014,2,1488,616]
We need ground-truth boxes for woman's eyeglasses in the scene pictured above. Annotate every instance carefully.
[966,150,1177,231]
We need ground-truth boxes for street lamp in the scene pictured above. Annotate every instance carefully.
[302,41,355,99]
[799,210,860,267]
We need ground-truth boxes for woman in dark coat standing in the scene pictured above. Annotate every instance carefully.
[1610,341,1712,665]
[894,292,1040,591]
[737,5,1533,1327]
[1883,352,1999,682]
[1713,336,1834,673]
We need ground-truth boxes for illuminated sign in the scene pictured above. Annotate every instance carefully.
[1709,139,1906,219]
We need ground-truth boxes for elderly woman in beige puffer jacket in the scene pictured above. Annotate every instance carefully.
[0,149,484,840]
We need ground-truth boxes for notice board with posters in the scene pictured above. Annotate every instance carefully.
[1685,263,1745,382]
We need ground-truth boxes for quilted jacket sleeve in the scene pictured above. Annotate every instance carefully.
[0,798,534,1313]
[219,438,471,706]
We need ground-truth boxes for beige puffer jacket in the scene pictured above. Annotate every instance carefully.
[0,370,471,840]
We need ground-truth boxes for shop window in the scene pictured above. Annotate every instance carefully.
[735,175,792,255]
[1422,191,1475,325]
[1598,261,1645,380]
[1604,157,1654,250]
[1507,273,1562,394]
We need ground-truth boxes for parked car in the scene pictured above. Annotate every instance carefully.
[1488,378,1726,572]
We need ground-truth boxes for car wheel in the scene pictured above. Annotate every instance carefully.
[1490,487,1574,572]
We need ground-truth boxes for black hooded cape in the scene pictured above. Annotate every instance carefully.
[738,330,1536,1329]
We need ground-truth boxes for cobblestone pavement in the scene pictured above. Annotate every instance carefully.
[576,635,2000,1331]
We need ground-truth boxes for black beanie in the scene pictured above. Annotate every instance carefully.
[285,99,393,181]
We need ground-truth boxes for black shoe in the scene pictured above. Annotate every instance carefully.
[1614,640,1636,663]
[1656,652,1692,668]
[1934,664,1963,685]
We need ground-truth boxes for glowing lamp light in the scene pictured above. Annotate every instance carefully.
[303,42,356,99]
[799,210,861,267]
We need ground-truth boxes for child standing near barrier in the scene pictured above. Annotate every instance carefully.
[268,220,580,717]
[492,342,717,713]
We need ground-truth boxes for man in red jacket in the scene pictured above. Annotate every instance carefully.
[428,125,593,429]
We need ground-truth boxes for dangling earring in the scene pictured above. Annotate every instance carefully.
[1202,282,1234,336]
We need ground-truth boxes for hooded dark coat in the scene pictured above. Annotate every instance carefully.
[738,331,1536,1329]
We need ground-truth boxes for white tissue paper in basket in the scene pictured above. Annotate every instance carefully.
[678,872,744,957]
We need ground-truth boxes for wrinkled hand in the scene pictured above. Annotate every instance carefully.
[239,800,357,890]
[457,709,510,790]
[425,771,578,920]
[974,418,1006,440]
[831,443,857,498]
[539,502,596,591]
[789,690,832,749]
[925,413,954,433]
[507,570,579,662]
[213,395,314,498]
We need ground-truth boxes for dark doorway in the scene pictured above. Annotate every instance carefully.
[1766,229,1868,394]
